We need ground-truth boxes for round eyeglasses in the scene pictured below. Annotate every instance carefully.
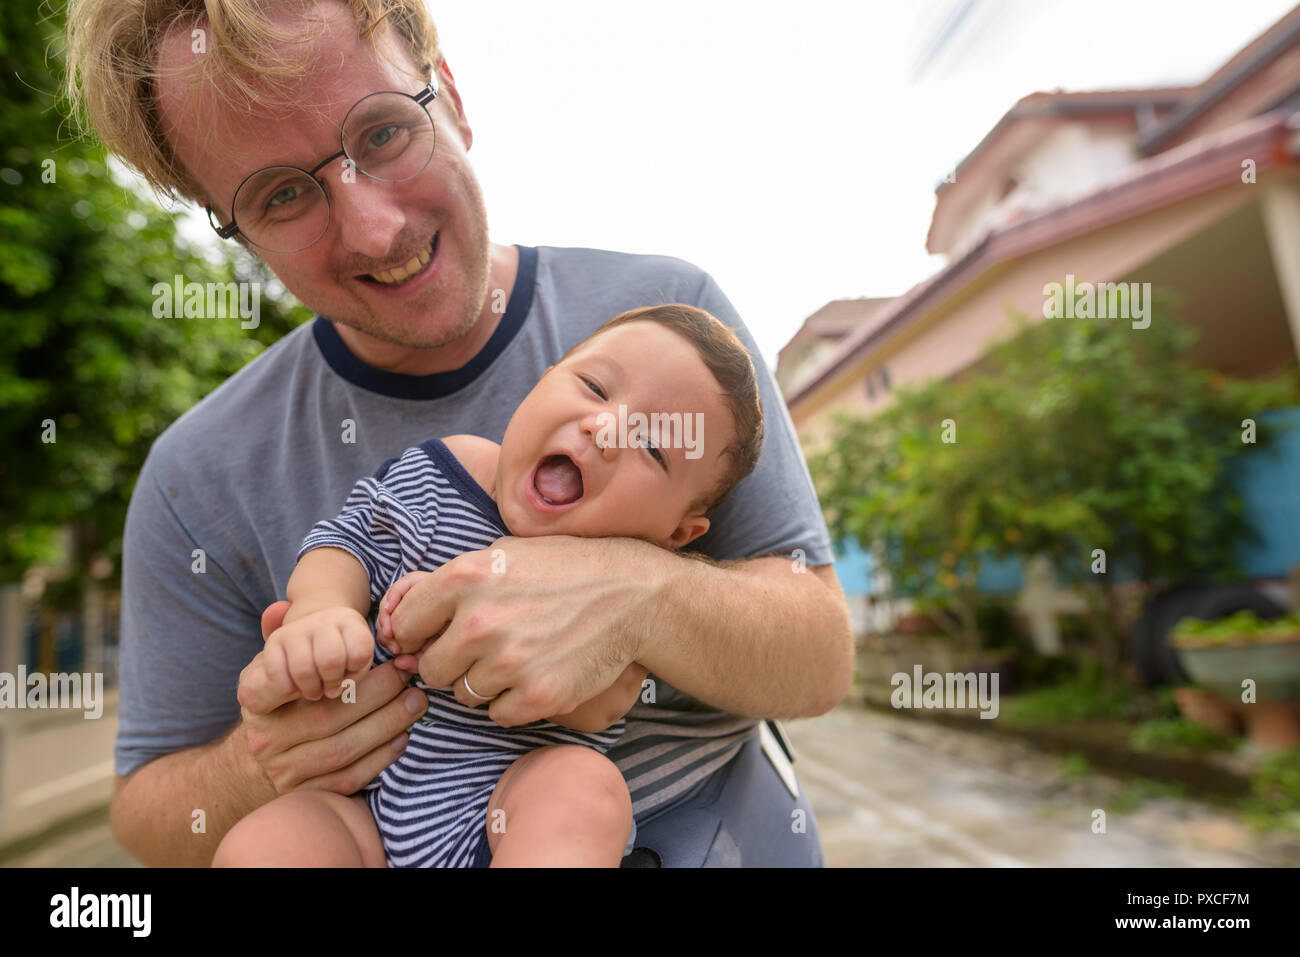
[206,79,438,253]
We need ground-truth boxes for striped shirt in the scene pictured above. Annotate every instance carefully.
[300,439,628,865]
[299,437,753,826]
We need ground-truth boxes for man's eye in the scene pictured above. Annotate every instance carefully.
[368,125,398,150]
[268,184,302,208]
[583,377,606,400]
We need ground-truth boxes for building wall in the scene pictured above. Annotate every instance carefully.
[948,122,1138,256]
[793,182,1259,452]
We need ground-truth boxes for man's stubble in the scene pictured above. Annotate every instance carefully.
[288,173,494,354]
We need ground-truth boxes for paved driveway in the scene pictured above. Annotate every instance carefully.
[7,705,1298,867]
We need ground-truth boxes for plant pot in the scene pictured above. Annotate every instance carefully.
[1173,634,1300,702]
[1240,700,1300,751]
[1172,687,1241,737]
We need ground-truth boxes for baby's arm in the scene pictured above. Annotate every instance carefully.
[547,662,649,733]
[238,548,377,712]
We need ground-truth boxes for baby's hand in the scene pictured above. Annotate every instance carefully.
[241,607,375,711]
[376,571,432,653]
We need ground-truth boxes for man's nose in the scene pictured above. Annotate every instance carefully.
[324,164,406,259]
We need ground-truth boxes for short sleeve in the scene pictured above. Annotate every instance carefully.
[114,460,266,776]
[297,456,410,606]
[685,272,834,565]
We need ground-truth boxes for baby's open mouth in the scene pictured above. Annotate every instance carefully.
[533,454,583,506]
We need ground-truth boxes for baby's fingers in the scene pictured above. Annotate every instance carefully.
[237,650,300,714]
[382,572,429,616]
[286,630,326,701]
[312,628,351,695]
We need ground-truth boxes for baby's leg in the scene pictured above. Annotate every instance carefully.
[213,791,386,867]
[485,745,632,867]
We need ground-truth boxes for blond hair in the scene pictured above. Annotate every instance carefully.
[64,0,440,204]
[568,304,766,517]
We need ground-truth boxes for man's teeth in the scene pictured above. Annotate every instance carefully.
[369,237,435,285]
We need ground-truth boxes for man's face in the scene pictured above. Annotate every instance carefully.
[496,322,736,549]
[155,0,491,350]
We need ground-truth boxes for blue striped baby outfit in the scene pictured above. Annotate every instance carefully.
[298,438,627,867]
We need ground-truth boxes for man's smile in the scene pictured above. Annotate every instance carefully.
[359,232,439,286]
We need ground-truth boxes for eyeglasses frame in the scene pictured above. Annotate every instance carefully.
[204,76,439,251]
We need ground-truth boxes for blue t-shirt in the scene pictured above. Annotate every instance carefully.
[115,245,833,820]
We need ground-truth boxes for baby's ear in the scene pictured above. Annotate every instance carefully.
[666,515,710,550]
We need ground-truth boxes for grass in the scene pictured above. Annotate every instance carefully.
[1060,753,1091,777]
[1110,778,1187,813]
[1129,718,1234,753]
[1242,748,1300,835]
[1001,669,1134,724]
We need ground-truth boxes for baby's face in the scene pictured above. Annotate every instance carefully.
[495,321,736,548]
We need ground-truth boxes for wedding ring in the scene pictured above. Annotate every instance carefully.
[462,674,497,702]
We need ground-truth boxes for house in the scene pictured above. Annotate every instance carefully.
[780,4,1300,634]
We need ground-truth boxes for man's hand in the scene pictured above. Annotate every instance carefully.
[386,536,653,727]
[236,601,427,797]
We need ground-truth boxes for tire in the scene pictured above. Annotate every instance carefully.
[1131,582,1286,687]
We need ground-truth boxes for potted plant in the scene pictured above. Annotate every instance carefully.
[1169,686,1241,738]
[1171,612,1300,750]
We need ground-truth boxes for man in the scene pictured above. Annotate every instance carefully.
[66,0,853,866]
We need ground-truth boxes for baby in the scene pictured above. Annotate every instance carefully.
[213,303,764,867]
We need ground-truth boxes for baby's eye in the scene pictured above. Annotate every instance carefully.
[582,377,607,400]
[635,434,665,466]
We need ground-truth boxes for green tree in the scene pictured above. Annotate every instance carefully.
[809,305,1298,663]
[0,3,310,583]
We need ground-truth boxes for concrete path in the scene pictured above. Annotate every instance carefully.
[6,705,1298,867]
[784,705,1300,867]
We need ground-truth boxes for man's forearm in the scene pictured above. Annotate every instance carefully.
[112,722,275,866]
[632,549,854,719]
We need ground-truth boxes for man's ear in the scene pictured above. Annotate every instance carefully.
[436,59,473,150]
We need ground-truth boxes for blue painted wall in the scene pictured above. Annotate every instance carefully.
[1237,406,1300,578]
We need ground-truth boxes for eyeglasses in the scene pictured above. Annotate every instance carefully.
[205,78,438,253]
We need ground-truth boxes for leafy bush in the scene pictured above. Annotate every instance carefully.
[1,5,310,581]
[809,305,1299,660]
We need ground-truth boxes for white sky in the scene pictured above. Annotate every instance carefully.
[431,0,1298,366]
[171,0,1299,367]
